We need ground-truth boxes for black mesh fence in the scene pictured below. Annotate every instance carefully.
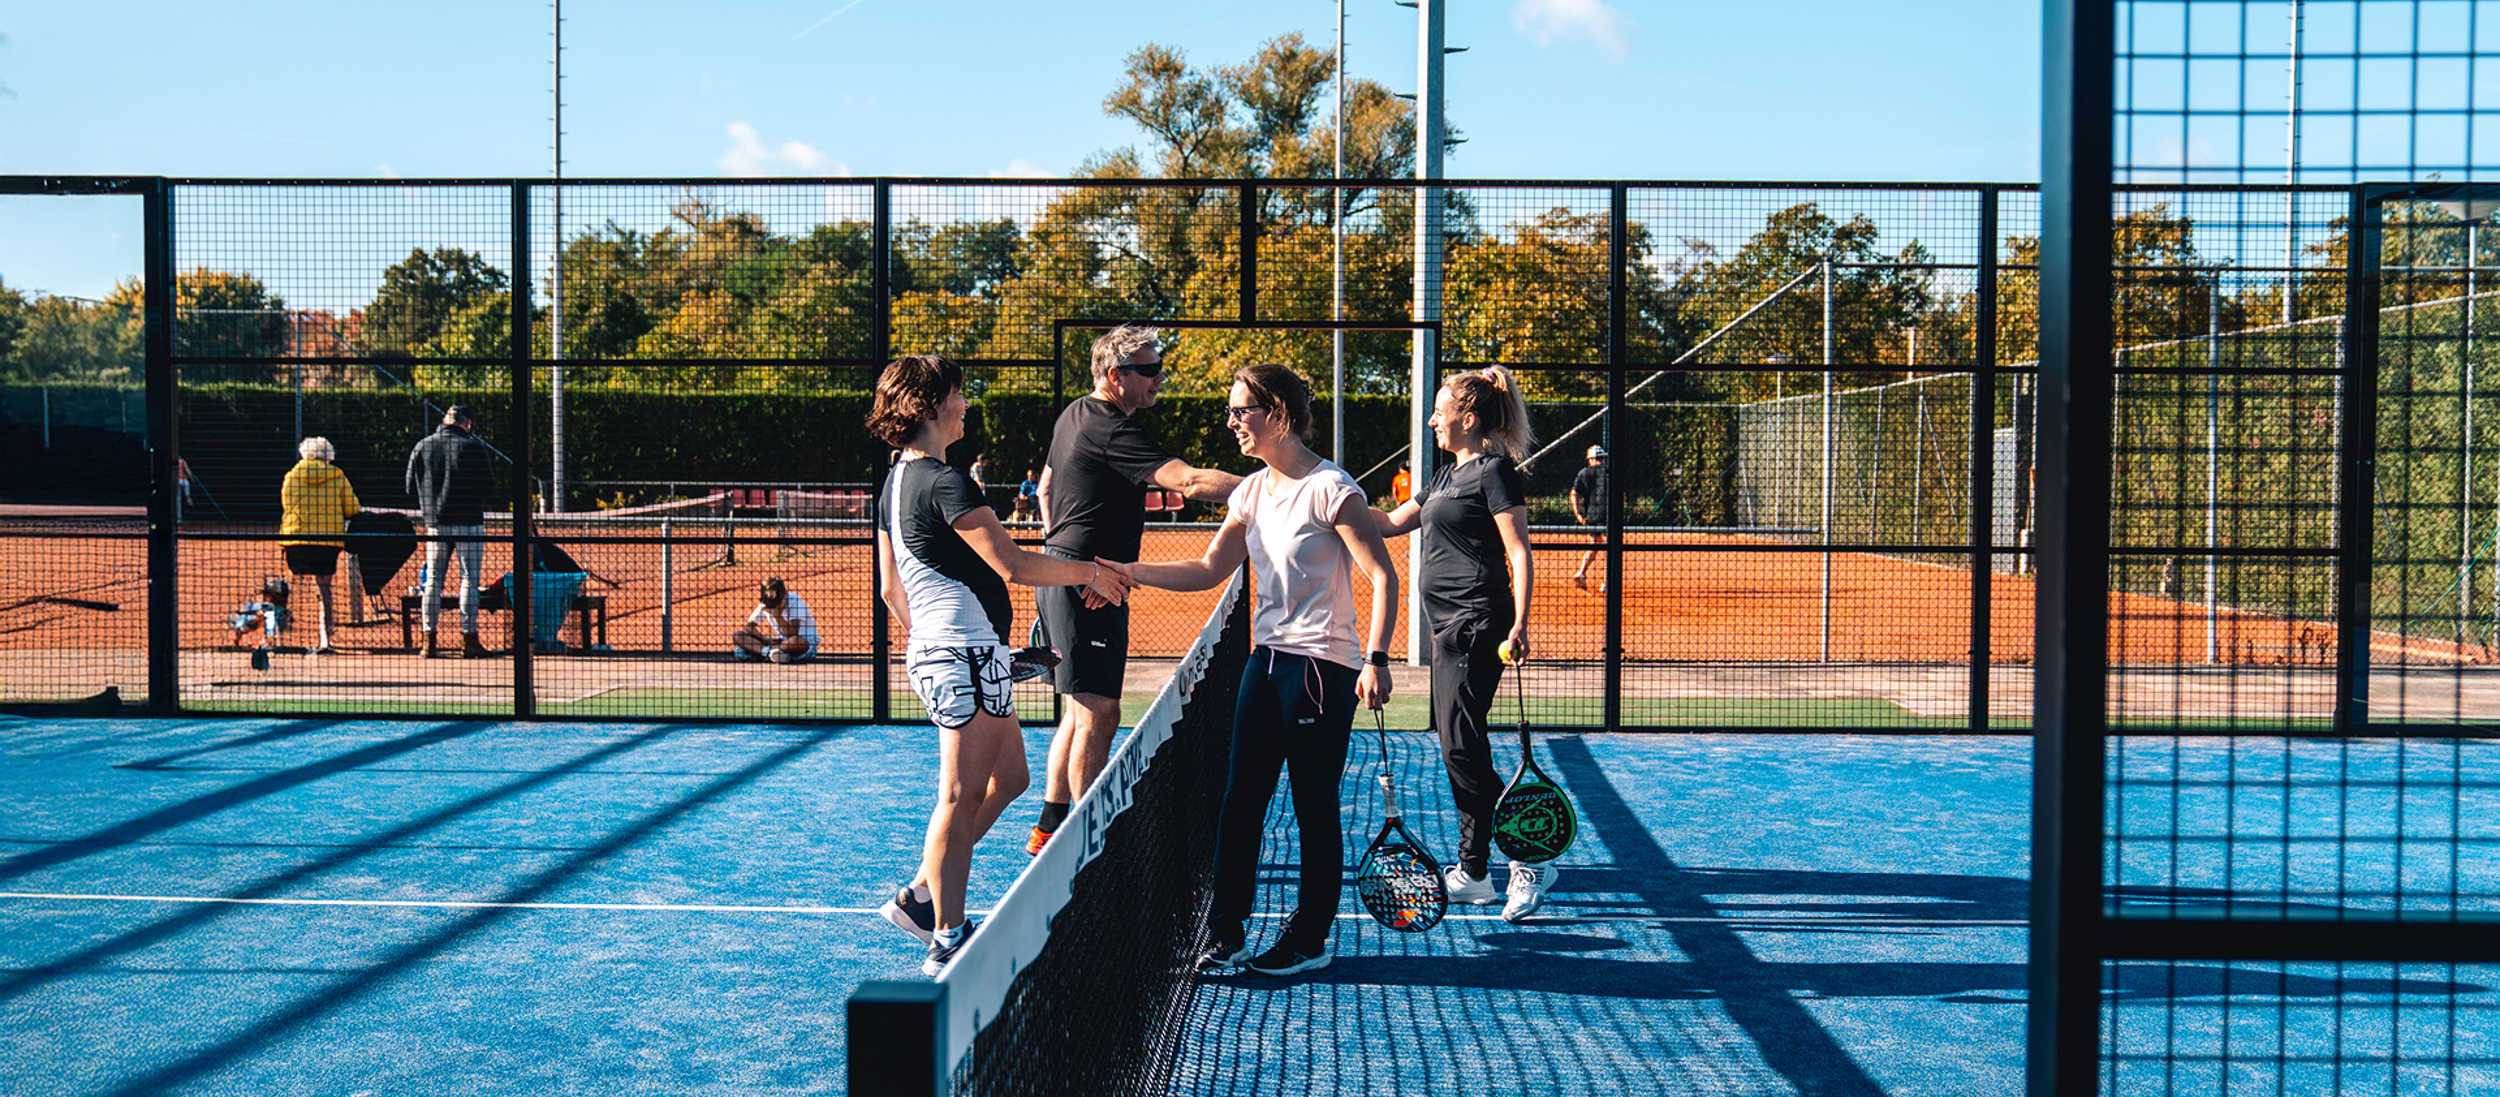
[2052,2,2500,1092]
[0,173,2489,742]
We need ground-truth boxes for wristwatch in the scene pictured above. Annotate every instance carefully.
[1367,650,1390,667]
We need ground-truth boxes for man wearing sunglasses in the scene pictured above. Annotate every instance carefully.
[1028,323,1244,854]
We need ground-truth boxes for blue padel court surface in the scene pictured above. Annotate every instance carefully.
[2,715,2488,1095]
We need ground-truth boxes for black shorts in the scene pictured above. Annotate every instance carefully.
[1033,572,1128,698]
[283,544,341,577]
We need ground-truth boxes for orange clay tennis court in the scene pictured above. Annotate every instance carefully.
[1,518,2385,675]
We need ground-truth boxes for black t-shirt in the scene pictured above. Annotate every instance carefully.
[1420,455,1529,628]
[885,456,1013,644]
[1043,396,1178,561]
[1572,463,1611,525]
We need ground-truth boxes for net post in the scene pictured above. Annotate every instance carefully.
[143,176,178,717]
[510,181,537,718]
[846,980,945,1097]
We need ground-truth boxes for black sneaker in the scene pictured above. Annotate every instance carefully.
[881,883,935,944]
[1245,940,1331,976]
[923,919,976,977]
[1195,929,1252,972]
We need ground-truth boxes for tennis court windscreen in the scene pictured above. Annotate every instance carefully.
[848,570,1249,1097]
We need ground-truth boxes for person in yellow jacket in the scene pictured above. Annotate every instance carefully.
[279,436,360,654]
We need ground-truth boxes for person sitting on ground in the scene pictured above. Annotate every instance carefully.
[1013,470,1040,524]
[732,577,818,664]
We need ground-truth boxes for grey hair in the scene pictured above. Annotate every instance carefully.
[1089,323,1160,382]
[298,436,336,462]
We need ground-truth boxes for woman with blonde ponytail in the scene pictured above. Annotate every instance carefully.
[1371,365,1552,921]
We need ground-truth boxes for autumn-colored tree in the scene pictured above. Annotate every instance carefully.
[173,268,291,361]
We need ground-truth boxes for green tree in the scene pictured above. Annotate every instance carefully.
[174,268,290,360]
[0,281,141,384]
[1668,204,1937,400]
[363,248,509,357]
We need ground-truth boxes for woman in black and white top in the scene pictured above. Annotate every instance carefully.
[866,355,1134,976]
[1123,362,1400,976]
[1371,366,1547,920]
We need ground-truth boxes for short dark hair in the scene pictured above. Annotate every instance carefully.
[865,355,965,446]
[1233,362,1314,441]
[758,577,786,609]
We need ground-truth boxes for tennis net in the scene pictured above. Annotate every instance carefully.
[850,569,1249,1096]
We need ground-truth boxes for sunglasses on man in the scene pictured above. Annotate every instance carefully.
[1120,358,1164,378]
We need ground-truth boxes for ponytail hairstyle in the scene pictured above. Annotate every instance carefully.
[1442,365,1534,463]
[1232,362,1315,441]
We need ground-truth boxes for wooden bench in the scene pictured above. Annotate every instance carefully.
[400,593,607,651]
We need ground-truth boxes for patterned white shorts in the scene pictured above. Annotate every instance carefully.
[905,644,1015,729]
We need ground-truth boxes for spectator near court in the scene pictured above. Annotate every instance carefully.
[405,405,497,659]
[277,436,359,655]
[731,576,818,663]
[1012,470,1040,524]
[1570,444,1611,593]
[1027,323,1243,855]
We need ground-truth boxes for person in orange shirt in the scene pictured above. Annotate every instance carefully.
[1391,460,1412,506]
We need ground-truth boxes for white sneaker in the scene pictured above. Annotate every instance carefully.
[1502,860,1555,923]
[1443,865,1500,905]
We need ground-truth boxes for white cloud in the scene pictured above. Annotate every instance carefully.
[987,159,1050,178]
[718,121,849,177]
[375,163,401,179]
[1513,0,1629,60]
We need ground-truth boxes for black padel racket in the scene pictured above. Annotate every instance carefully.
[1354,709,1448,933]
[1007,619,1059,683]
[1490,659,1577,864]
[1007,645,1060,684]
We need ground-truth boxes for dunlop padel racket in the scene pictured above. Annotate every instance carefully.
[1354,708,1448,933]
[1490,658,1577,864]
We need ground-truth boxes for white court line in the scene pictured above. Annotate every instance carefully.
[0,891,2021,926]
[0,891,885,915]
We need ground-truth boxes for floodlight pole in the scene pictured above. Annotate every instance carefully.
[1406,0,1444,667]
[550,0,567,513]
[1333,0,1347,465]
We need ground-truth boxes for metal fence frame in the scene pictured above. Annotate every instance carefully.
[2034,1,2500,1090]
[0,171,2477,740]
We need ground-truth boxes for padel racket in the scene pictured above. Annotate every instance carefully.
[1354,709,1448,933]
[1007,645,1060,684]
[1490,659,1577,864]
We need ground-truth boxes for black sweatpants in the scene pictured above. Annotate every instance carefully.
[1431,612,1511,880]
[1208,647,1357,951]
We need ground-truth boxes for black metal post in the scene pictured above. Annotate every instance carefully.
[2334,188,2382,733]
[1971,188,2000,733]
[2033,0,2116,1092]
[1604,184,1628,730]
[144,178,178,716]
[1240,182,1259,323]
[871,180,893,725]
[846,980,944,1096]
[510,183,536,717]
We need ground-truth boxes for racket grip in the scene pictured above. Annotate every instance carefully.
[1377,772,1401,818]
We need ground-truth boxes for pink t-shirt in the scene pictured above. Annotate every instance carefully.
[1227,459,1366,668]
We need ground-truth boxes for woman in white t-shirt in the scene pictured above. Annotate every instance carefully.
[1126,362,1400,977]
[865,355,1135,976]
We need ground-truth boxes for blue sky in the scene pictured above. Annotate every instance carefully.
[0,0,2043,299]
